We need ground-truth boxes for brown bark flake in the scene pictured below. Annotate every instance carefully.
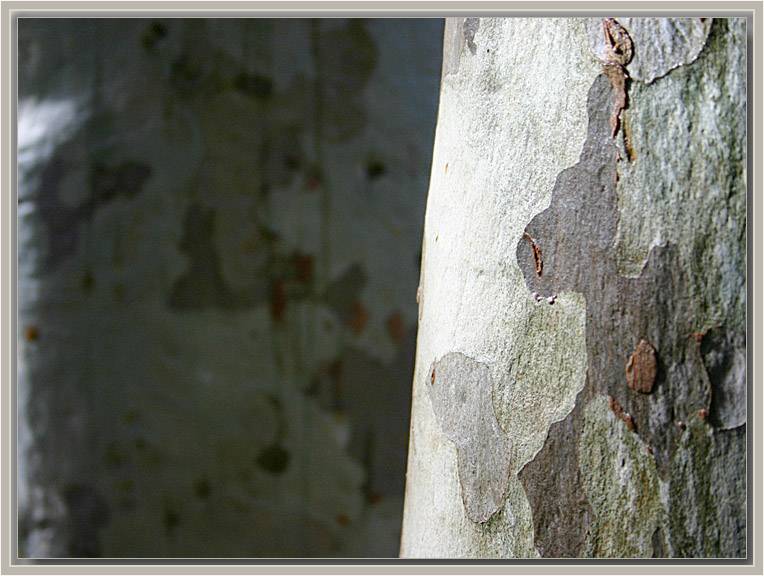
[292,252,314,284]
[24,325,40,342]
[603,18,634,66]
[603,63,628,138]
[625,339,657,394]
[601,19,633,138]
[523,232,543,277]
[608,395,635,431]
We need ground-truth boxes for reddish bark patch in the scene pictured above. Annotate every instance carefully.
[522,232,543,277]
[609,395,635,431]
[335,513,350,526]
[603,62,629,138]
[386,311,406,344]
[270,280,287,322]
[24,325,40,342]
[601,18,633,138]
[292,252,314,284]
[347,301,369,335]
[327,358,343,383]
[625,339,658,394]
[305,165,322,190]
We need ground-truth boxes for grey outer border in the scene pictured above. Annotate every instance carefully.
[0,2,759,574]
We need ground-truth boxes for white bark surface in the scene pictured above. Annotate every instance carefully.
[401,18,599,558]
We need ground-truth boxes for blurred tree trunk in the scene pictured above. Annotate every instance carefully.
[17,18,443,558]
[401,17,746,559]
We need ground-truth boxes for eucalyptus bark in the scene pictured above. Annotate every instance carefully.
[17,18,442,558]
[401,17,746,559]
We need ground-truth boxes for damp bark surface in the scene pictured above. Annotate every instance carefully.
[402,17,746,559]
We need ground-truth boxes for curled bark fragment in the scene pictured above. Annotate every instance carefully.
[603,18,634,66]
[608,395,635,431]
[600,18,633,138]
[603,63,629,138]
[522,232,543,277]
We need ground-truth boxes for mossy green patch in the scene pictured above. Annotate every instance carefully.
[579,396,663,558]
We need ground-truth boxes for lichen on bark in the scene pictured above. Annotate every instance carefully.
[579,396,663,558]
[516,17,746,559]
[405,16,745,560]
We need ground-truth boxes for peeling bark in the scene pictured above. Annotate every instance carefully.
[402,17,746,559]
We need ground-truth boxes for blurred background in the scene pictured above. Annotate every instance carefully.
[16,18,443,558]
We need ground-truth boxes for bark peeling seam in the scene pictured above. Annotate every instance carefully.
[427,352,512,524]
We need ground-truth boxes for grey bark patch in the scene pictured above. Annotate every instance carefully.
[427,352,511,524]
[322,263,367,324]
[611,18,746,333]
[516,64,744,556]
[170,205,250,310]
[309,326,416,500]
[168,204,269,311]
[34,155,151,270]
[463,18,480,55]
[588,18,713,84]
[700,327,746,429]
[256,443,291,474]
[314,19,378,142]
[517,398,591,557]
[91,161,152,204]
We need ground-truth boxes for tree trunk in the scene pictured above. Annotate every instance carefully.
[17,18,442,558]
[400,17,746,559]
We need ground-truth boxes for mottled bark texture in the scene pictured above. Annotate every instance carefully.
[17,19,442,558]
[401,17,746,558]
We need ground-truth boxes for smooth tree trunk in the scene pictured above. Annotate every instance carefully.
[400,17,746,559]
[17,19,442,558]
